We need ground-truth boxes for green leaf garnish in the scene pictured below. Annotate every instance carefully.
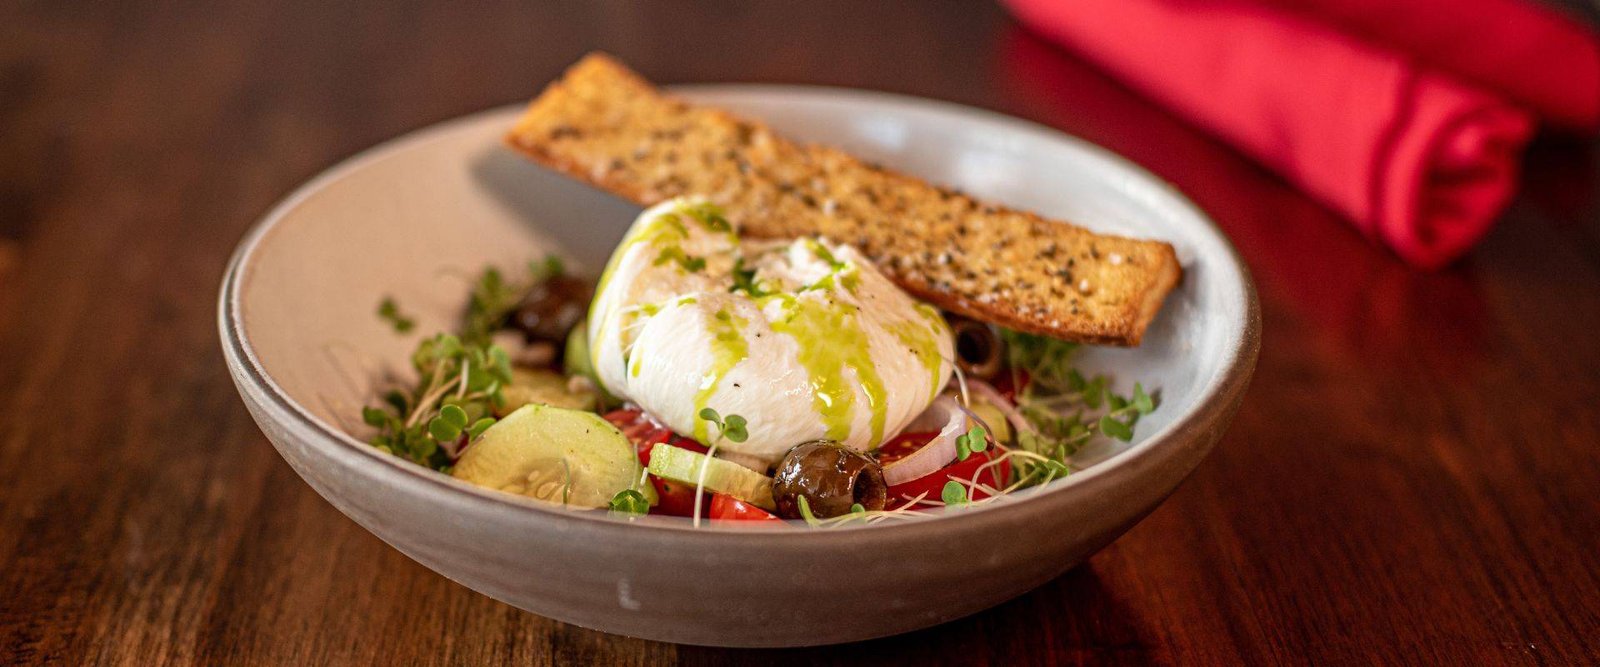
[722,414,748,443]
[680,200,733,233]
[367,264,560,469]
[954,425,987,461]
[1083,377,1107,409]
[467,417,496,439]
[1042,460,1071,481]
[608,489,650,517]
[653,246,706,273]
[1098,415,1134,441]
[698,408,749,444]
[729,258,774,297]
[377,297,415,333]
[1133,383,1155,415]
[425,420,453,443]
[941,480,969,506]
[796,495,822,526]
[536,254,565,280]
[966,425,987,452]
[997,328,1156,490]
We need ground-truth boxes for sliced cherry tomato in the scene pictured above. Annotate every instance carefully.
[709,493,780,521]
[650,476,707,517]
[879,432,1010,509]
[991,369,1030,403]
[603,407,711,517]
[603,407,707,466]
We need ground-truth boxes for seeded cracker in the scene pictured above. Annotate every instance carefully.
[505,53,1182,345]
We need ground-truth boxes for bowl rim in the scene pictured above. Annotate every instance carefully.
[220,84,1261,537]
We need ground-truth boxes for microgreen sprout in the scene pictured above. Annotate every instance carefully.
[377,297,415,333]
[796,495,823,526]
[459,255,567,345]
[427,404,470,442]
[653,246,706,273]
[679,200,734,233]
[803,491,932,528]
[536,255,565,281]
[366,262,563,470]
[690,407,751,527]
[954,424,988,461]
[1132,382,1155,415]
[697,407,748,443]
[1098,414,1134,441]
[941,480,969,506]
[994,329,1161,485]
[729,258,774,298]
[608,489,650,517]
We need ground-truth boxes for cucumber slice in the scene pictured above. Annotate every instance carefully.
[564,321,619,408]
[452,404,643,508]
[647,444,776,510]
[499,368,596,413]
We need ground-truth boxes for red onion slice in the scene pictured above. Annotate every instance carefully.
[964,378,1038,438]
[881,395,966,485]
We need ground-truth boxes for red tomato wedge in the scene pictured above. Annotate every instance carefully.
[603,408,709,463]
[876,430,1010,509]
[992,369,1030,404]
[709,493,780,521]
[604,408,710,517]
[649,477,707,517]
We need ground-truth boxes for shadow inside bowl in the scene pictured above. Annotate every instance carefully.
[469,145,640,272]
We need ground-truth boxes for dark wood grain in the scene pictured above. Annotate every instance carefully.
[3,1,1598,664]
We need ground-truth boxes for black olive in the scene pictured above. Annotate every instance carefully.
[772,441,887,519]
[508,274,593,347]
[948,314,1003,379]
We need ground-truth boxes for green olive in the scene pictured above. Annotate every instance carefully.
[772,441,887,519]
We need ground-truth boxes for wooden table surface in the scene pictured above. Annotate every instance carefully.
[4,1,1599,664]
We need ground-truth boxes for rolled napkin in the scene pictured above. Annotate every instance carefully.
[1265,0,1600,132]
[1003,0,1536,268]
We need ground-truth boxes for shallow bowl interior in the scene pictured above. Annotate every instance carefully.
[222,86,1258,646]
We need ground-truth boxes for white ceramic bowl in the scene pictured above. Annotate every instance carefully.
[220,86,1259,647]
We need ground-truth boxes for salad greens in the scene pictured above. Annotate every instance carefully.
[362,254,1159,527]
[608,488,651,517]
[361,331,511,469]
[363,260,563,470]
[377,297,415,333]
[996,329,1158,490]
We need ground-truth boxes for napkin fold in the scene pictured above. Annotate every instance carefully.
[1264,0,1600,132]
[1004,0,1557,268]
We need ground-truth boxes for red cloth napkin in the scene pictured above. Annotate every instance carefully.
[1263,0,1600,132]
[1001,0,1583,268]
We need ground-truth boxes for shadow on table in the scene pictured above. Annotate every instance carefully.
[676,563,1154,666]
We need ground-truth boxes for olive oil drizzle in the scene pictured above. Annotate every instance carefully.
[764,289,889,445]
[889,304,950,402]
[692,306,750,442]
[590,202,734,392]
[594,199,947,451]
